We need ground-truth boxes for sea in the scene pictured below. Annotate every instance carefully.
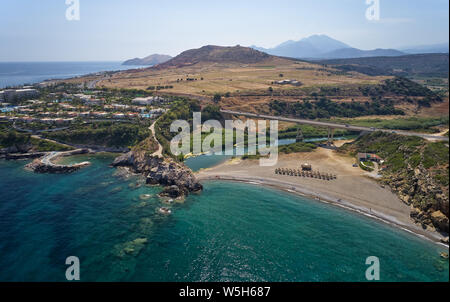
[0,61,146,88]
[0,62,448,281]
[0,155,448,282]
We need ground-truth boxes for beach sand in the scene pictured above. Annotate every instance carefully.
[196,142,448,245]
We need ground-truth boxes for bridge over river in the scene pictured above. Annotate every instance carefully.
[220,109,449,144]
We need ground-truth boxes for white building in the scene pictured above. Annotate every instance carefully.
[0,88,40,102]
[132,96,166,105]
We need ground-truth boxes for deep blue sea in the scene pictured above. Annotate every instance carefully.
[0,155,448,282]
[0,62,146,88]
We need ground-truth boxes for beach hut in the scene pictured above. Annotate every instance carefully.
[301,163,312,171]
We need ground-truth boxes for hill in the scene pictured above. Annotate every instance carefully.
[68,44,387,98]
[154,45,271,69]
[319,48,405,59]
[315,53,449,77]
[401,43,449,54]
[123,54,172,66]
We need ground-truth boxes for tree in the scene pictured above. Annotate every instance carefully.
[213,94,222,103]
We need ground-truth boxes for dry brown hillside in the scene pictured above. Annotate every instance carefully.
[65,45,386,96]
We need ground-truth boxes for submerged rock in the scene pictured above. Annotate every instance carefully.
[115,237,148,258]
[159,185,183,198]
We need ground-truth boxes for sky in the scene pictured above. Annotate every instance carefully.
[0,0,448,61]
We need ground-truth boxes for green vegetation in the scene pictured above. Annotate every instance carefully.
[279,124,355,139]
[316,53,449,78]
[341,131,448,178]
[43,121,150,148]
[213,94,222,103]
[0,130,30,149]
[358,77,443,105]
[0,128,72,152]
[270,97,404,119]
[278,142,317,154]
[29,137,73,152]
[131,136,159,156]
[242,142,318,160]
[359,161,374,172]
[332,116,449,133]
[155,98,202,157]
[423,141,449,169]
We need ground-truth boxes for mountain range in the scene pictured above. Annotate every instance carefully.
[250,35,448,59]
[122,35,449,64]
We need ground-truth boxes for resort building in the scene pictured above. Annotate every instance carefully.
[132,96,166,105]
[357,153,382,163]
[301,163,312,171]
[0,88,40,103]
[274,79,302,86]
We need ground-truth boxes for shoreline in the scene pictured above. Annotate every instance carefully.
[2,147,447,247]
[195,143,449,248]
[197,174,448,247]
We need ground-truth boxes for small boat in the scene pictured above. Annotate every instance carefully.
[158,207,172,215]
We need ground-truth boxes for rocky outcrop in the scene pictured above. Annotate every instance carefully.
[25,149,91,174]
[385,163,449,234]
[112,151,202,197]
[26,159,90,173]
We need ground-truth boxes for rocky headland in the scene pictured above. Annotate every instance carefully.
[25,149,92,174]
[112,150,203,197]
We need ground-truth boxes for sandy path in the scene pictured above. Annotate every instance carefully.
[149,120,163,157]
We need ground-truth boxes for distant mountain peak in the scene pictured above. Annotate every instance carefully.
[250,34,352,59]
[123,54,172,66]
[250,34,410,59]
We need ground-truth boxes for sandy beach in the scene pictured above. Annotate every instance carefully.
[195,142,448,245]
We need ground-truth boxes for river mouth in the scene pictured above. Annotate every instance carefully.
[0,157,448,281]
[185,136,354,172]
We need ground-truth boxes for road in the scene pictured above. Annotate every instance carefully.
[220,110,449,142]
[150,119,163,157]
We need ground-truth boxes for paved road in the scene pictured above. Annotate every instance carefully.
[220,110,449,142]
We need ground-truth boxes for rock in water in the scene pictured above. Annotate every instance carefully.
[159,185,183,198]
[112,151,203,198]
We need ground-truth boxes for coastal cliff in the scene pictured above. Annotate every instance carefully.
[390,163,449,233]
[112,150,203,197]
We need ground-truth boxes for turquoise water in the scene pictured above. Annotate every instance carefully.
[0,156,448,281]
